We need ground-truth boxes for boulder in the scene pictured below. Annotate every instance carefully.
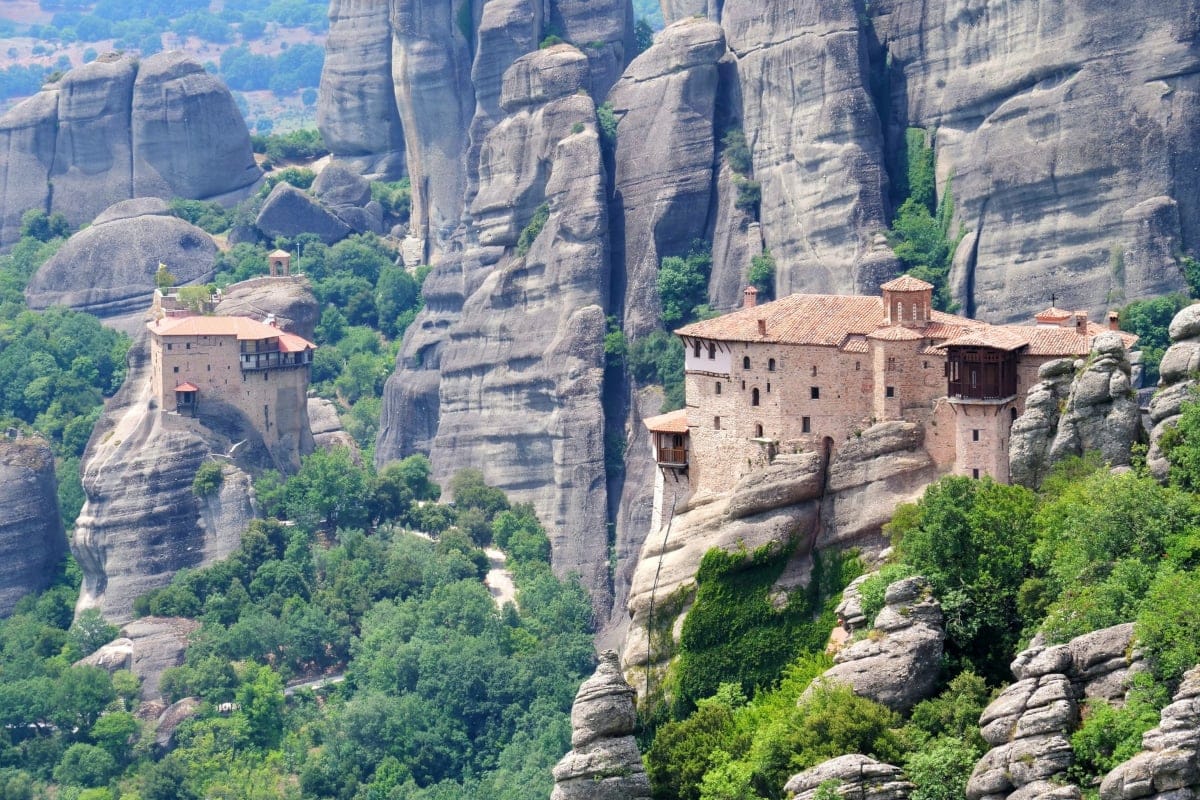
[0,437,66,617]
[551,650,651,800]
[154,697,202,751]
[1148,303,1200,480]
[255,182,353,244]
[809,577,944,712]
[78,617,200,700]
[784,755,914,800]
[1009,359,1076,488]
[308,397,360,457]
[215,277,321,341]
[25,202,217,320]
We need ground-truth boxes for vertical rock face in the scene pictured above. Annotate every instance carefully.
[554,0,635,99]
[1100,664,1200,800]
[721,0,892,296]
[1047,333,1139,469]
[0,437,66,617]
[0,52,259,246]
[1009,359,1077,489]
[551,650,651,800]
[318,0,407,177]
[608,17,726,339]
[871,0,1199,320]
[377,45,613,613]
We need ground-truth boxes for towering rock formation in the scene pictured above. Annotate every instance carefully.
[551,649,651,800]
[0,436,66,617]
[377,45,613,612]
[1009,359,1077,489]
[0,52,259,245]
[784,755,913,800]
[72,282,318,623]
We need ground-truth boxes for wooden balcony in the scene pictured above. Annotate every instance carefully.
[655,446,689,469]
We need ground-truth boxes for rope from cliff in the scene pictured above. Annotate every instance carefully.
[645,475,678,702]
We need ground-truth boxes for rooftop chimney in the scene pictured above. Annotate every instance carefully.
[1107,311,1120,331]
[1074,311,1088,335]
[757,318,767,336]
[744,285,758,309]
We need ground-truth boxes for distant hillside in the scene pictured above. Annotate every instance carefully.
[0,0,326,133]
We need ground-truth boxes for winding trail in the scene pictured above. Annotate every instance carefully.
[484,547,517,609]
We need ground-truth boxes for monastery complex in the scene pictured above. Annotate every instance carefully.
[146,264,318,470]
[645,276,1138,506]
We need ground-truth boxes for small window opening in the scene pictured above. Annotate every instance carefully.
[707,343,716,359]
[751,388,760,406]
[972,468,980,479]
[714,416,721,430]
[802,416,811,433]
[693,341,701,358]
[972,429,980,442]
[811,365,817,377]
[768,358,776,372]
[855,361,861,371]
[715,382,722,395]
[810,387,820,400]
[743,356,751,369]
[755,423,764,438]
[886,386,895,398]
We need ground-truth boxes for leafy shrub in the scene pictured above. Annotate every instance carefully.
[722,129,752,176]
[735,178,761,214]
[1135,568,1200,687]
[857,563,918,625]
[904,736,980,800]
[192,460,225,497]
[1118,294,1189,384]
[261,166,315,192]
[1068,694,1161,786]
[628,330,685,409]
[168,199,232,233]
[516,202,550,256]
[658,240,713,328]
[597,101,618,152]
[748,250,776,302]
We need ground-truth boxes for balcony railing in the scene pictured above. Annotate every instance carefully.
[240,351,312,371]
[656,446,689,468]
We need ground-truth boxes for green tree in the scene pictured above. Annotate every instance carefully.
[53,743,117,787]
[89,710,139,764]
[748,250,776,302]
[658,241,713,328]
[68,608,118,657]
[1119,294,1189,384]
[236,664,285,749]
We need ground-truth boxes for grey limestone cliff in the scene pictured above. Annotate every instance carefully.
[551,649,651,800]
[377,45,613,613]
[0,52,259,245]
[25,198,218,321]
[1009,359,1077,489]
[0,436,66,617]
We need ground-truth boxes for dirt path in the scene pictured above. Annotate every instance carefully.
[484,547,517,609]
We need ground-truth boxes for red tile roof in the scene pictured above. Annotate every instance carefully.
[148,315,316,350]
[174,382,199,392]
[1034,306,1074,322]
[643,409,690,434]
[867,325,923,341]
[880,275,934,292]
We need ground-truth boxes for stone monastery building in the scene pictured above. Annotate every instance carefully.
[645,276,1137,499]
[147,310,317,468]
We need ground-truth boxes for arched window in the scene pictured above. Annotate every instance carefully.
[743,356,751,369]
[751,388,760,406]
[755,423,764,437]
[768,358,776,372]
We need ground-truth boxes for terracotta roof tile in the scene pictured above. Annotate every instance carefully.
[148,315,316,350]
[867,325,924,341]
[841,336,870,353]
[174,382,199,392]
[936,327,1030,351]
[643,409,690,434]
[880,275,934,292]
[1035,306,1074,321]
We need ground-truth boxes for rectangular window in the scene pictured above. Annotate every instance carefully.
[766,382,771,393]
[207,365,211,372]
[714,416,721,430]
[923,361,929,369]
[972,468,980,479]
[166,343,172,351]
[886,386,895,398]
[855,361,861,371]
[186,343,191,350]
[715,382,722,395]
[811,365,817,377]
[802,416,811,433]
[173,366,179,373]
[810,387,820,400]
[972,429,980,442]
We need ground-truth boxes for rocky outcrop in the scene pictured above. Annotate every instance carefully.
[255,182,353,245]
[308,398,360,456]
[784,755,913,800]
[551,650,651,800]
[1047,333,1140,468]
[967,624,1143,800]
[0,436,66,617]
[0,52,258,245]
[1100,664,1200,800]
[215,277,321,340]
[377,45,613,613]
[608,17,727,339]
[72,282,316,623]
[872,1,1197,320]
[623,421,948,689]
[1147,303,1200,481]
[312,163,385,235]
[76,616,200,701]
[810,577,944,712]
[1010,359,1077,489]
[25,199,217,320]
